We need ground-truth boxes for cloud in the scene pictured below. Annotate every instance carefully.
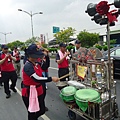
[0,0,120,44]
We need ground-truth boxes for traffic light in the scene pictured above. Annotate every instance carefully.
[85,3,97,16]
[85,0,120,26]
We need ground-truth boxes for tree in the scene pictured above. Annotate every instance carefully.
[104,39,116,46]
[7,40,24,50]
[77,30,100,48]
[42,43,48,48]
[54,27,76,44]
[25,37,39,46]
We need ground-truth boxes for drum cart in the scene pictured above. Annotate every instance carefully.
[59,23,119,120]
[66,59,119,120]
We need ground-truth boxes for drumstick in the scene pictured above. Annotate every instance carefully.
[58,72,74,80]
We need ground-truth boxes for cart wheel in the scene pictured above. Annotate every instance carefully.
[68,110,76,120]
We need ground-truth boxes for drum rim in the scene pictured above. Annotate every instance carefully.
[74,95,101,103]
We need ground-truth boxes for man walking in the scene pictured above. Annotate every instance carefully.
[12,47,21,78]
[0,45,17,98]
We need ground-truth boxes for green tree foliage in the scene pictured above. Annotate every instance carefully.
[25,37,39,46]
[42,44,48,48]
[94,44,102,50]
[54,27,76,44]
[104,39,116,46]
[7,40,24,50]
[77,30,100,48]
[66,45,75,51]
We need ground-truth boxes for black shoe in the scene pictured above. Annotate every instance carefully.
[10,88,17,93]
[45,107,48,112]
[0,83,3,86]
[6,94,11,99]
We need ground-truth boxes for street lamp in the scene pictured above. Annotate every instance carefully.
[0,32,12,44]
[18,9,43,38]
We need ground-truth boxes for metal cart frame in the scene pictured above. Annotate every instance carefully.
[62,23,119,120]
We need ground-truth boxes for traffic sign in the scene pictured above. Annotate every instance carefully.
[53,26,60,33]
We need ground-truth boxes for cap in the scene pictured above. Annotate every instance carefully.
[75,40,81,44]
[26,44,44,59]
[1,45,8,49]
[14,47,17,49]
[59,43,67,47]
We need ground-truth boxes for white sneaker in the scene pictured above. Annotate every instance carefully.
[46,85,48,90]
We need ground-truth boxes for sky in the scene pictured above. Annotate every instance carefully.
[0,0,120,44]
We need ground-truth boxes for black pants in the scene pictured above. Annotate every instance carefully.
[1,71,17,95]
[0,77,3,84]
[58,68,69,81]
[22,94,45,120]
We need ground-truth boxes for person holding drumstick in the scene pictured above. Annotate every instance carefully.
[21,44,59,120]
[56,43,70,83]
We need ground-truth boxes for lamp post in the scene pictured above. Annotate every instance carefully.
[18,9,43,38]
[0,32,12,44]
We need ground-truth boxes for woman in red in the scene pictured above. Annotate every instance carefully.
[21,44,59,120]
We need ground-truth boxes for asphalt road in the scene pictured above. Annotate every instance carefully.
[0,59,120,120]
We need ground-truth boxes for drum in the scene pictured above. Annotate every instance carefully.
[67,80,86,89]
[56,81,68,90]
[75,89,101,112]
[60,86,77,102]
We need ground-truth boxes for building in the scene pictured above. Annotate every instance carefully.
[48,38,76,47]
[99,30,120,46]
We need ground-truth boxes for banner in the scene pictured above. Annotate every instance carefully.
[76,65,87,79]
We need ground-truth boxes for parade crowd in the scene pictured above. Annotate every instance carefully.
[0,40,80,120]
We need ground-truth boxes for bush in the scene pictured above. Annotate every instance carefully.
[102,45,108,51]
[94,44,102,50]
[66,45,75,51]
[47,48,58,53]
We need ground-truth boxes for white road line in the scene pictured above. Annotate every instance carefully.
[9,81,51,120]
[49,67,58,70]
[41,114,50,120]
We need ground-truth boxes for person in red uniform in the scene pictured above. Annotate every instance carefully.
[12,47,21,78]
[56,43,70,82]
[37,49,50,111]
[0,45,17,98]
[0,64,3,86]
[21,44,59,120]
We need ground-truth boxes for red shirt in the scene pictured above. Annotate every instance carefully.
[56,52,69,68]
[22,62,43,97]
[23,64,42,86]
[0,53,15,72]
[58,58,69,68]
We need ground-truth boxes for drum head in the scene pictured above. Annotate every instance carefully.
[61,86,77,96]
[75,89,100,102]
[56,81,68,87]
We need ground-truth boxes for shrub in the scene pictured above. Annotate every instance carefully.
[94,44,102,50]
[102,45,108,51]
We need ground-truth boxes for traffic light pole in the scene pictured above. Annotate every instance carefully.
[106,22,112,119]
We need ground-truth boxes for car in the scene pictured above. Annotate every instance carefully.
[102,47,120,79]
[19,51,25,59]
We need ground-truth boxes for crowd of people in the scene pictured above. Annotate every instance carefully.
[0,40,81,120]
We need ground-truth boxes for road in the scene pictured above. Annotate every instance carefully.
[0,59,120,120]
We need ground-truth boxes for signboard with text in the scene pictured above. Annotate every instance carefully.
[53,26,60,33]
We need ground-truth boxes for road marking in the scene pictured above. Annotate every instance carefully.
[9,81,51,120]
[49,67,58,70]
[41,114,50,120]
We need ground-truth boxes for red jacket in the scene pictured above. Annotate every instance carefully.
[0,53,15,72]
